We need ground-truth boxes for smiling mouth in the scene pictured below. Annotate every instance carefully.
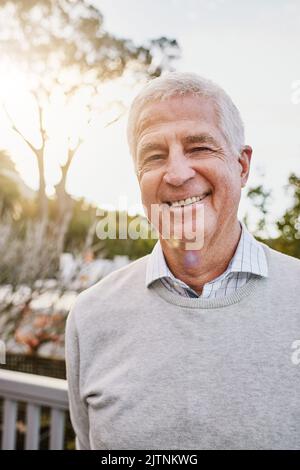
[164,191,212,208]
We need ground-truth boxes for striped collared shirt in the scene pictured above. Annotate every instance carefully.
[146,221,268,299]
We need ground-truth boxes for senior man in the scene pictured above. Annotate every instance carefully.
[66,72,300,450]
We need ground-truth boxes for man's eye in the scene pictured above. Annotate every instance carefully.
[190,147,212,152]
[138,155,164,173]
[148,155,163,160]
[143,155,164,164]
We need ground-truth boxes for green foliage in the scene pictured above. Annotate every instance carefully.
[98,212,157,259]
[0,150,21,219]
[64,198,98,253]
[245,184,272,236]
[0,0,180,85]
[246,173,300,259]
[270,173,300,259]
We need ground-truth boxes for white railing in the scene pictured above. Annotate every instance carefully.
[0,369,70,450]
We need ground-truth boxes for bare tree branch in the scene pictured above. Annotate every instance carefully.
[2,102,39,155]
[104,106,127,128]
[31,89,47,142]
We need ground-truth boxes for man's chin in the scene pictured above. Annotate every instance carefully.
[160,225,204,250]
[160,215,219,250]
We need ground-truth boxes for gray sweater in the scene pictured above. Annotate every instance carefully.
[65,243,300,450]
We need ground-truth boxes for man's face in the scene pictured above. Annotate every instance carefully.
[135,94,250,247]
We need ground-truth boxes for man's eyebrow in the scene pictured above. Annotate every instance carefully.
[183,134,219,146]
[137,142,165,159]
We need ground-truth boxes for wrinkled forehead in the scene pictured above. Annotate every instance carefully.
[135,95,219,143]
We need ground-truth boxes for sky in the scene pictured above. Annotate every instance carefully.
[1,0,300,234]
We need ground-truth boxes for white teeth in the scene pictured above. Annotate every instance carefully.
[168,193,210,207]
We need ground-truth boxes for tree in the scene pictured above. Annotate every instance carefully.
[272,173,300,259]
[244,183,272,239]
[0,0,179,254]
[245,173,300,260]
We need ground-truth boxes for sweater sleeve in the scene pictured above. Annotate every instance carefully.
[65,305,91,450]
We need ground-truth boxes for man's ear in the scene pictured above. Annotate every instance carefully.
[239,145,252,188]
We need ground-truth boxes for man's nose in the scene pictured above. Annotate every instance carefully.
[163,152,195,186]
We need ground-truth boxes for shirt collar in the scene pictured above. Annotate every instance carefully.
[146,220,268,288]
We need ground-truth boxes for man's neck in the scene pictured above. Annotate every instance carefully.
[160,220,242,295]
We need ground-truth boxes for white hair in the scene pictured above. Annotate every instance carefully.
[127,72,245,170]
